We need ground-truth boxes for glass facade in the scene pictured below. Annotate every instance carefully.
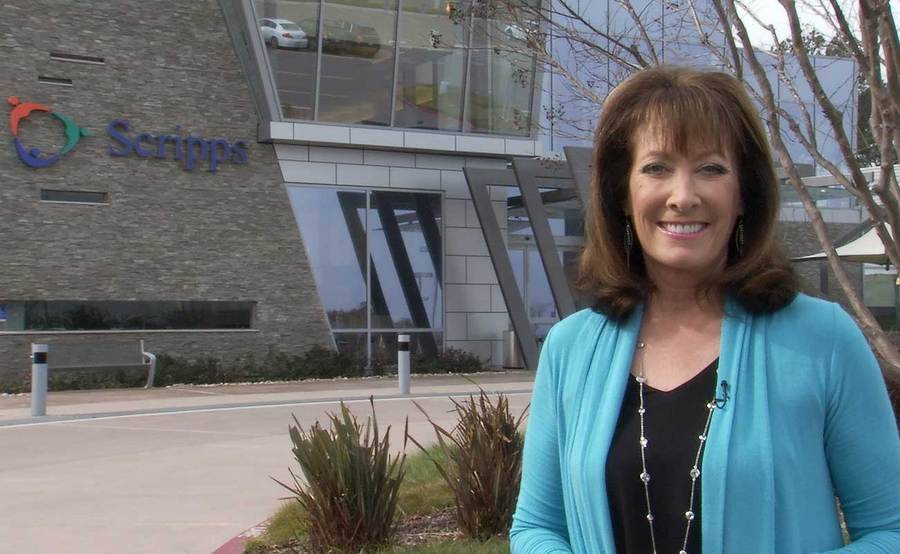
[318,0,398,125]
[466,8,537,136]
[253,0,537,136]
[289,186,442,366]
[504,186,585,340]
[255,0,321,120]
[394,0,467,131]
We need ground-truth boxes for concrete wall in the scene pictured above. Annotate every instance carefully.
[0,0,332,374]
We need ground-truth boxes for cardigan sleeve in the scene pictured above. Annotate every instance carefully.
[820,305,900,553]
[509,325,574,553]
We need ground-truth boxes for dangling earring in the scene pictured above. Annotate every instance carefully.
[624,219,634,270]
[735,217,745,257]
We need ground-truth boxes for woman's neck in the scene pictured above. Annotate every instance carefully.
[644,261,726,316]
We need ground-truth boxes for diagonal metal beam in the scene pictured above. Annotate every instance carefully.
[336,191,390,321]
[373,192,438,356]
[414,195,443,285]
[563,146,594,205]
[512,158,577,319]
[463,168,540,371]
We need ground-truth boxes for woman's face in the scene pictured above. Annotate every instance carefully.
[625,126,743,283]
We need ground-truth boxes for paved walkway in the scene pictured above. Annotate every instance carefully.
[0,372,534,554]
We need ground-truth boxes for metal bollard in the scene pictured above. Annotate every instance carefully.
[31,343,48,417]
[398,334,410,395]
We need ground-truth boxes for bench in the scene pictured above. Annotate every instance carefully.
[46,339,157,388]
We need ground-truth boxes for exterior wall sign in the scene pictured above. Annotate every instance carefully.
[107,120,249,172]
[7,96,249,172]
[7,96,89,169]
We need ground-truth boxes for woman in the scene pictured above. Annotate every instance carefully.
[509,66,900,553]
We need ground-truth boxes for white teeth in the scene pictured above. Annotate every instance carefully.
[661,223,705,234]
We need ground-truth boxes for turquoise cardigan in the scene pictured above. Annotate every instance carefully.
[510,294,900,553]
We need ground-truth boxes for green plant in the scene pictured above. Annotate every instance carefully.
[247,446,455,552]
[274,399,407,553]
[409,391,528,540]
[413,347,485,374]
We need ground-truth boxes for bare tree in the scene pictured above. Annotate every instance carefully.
[454,0,899,382]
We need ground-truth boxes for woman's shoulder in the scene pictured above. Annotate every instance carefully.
[767,293,852,329]
[545,308,613,347]
[762,292,865,349]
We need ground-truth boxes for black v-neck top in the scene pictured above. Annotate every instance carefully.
[605,358,719,554]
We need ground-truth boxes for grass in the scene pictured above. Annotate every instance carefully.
[245,446,509,553]
[396,446,455,517]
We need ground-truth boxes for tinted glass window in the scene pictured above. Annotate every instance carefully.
[254,0,320,120]
[0,301,254,331]
[466,15,536,136]
[317,0,398,125]
[40,190,108,204]
[393,0,466,131]
[368,191,443,329]
[289,186,442,366]
[288,187,368,329]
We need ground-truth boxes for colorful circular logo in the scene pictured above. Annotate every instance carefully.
[7,96,90,169]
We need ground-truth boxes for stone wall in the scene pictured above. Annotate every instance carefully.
[0,0,332,374]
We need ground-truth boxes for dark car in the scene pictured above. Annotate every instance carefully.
[302,18,380,58]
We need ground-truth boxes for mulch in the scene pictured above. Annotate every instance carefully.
[261,507,464,553]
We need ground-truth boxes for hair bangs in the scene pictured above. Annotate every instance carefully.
[634,84,741,159]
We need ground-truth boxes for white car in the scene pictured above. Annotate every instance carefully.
[259,18,309,49]
[504,24,528,41]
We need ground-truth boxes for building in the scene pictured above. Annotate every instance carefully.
[0,0,871,377]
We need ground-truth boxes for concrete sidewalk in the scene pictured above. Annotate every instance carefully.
[0,371,535,425]
[0,372,534,554]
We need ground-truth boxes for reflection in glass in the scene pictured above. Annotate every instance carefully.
[254,0,321,120]
[334,332,368,367]
[393,0,467,131]
[288,187,368,329]
[318,0,398,125]
[527,248,556,320]
[466,15,536,136]
[290,187,443,367]
[370,331,443,370]
[506,188,583,237]
[368,191,443,330]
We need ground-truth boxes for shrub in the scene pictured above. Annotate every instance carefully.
[152,346,365,386]
[409,391,528,540]
[274,399,407,553]
[412,347,485,374]
[0,344,486,393]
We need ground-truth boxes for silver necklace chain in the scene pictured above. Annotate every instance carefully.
[635,341,717,554]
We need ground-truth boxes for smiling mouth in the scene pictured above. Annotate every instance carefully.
[657,222,708,237]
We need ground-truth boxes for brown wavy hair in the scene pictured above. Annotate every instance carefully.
[577,66,798,319]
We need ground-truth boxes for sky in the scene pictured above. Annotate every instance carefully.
[739,0,858,49]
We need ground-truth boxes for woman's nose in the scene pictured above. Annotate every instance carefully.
[666,171,701,212]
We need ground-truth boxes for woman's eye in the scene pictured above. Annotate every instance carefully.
[641,163,667,175]
[700,164,728,175]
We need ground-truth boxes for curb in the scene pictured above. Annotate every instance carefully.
[212,520,269,554]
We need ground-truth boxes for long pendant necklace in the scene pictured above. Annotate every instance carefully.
[635,341,717,554]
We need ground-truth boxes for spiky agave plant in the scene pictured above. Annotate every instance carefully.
[409,390,528,540]
[274,398,407,553]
